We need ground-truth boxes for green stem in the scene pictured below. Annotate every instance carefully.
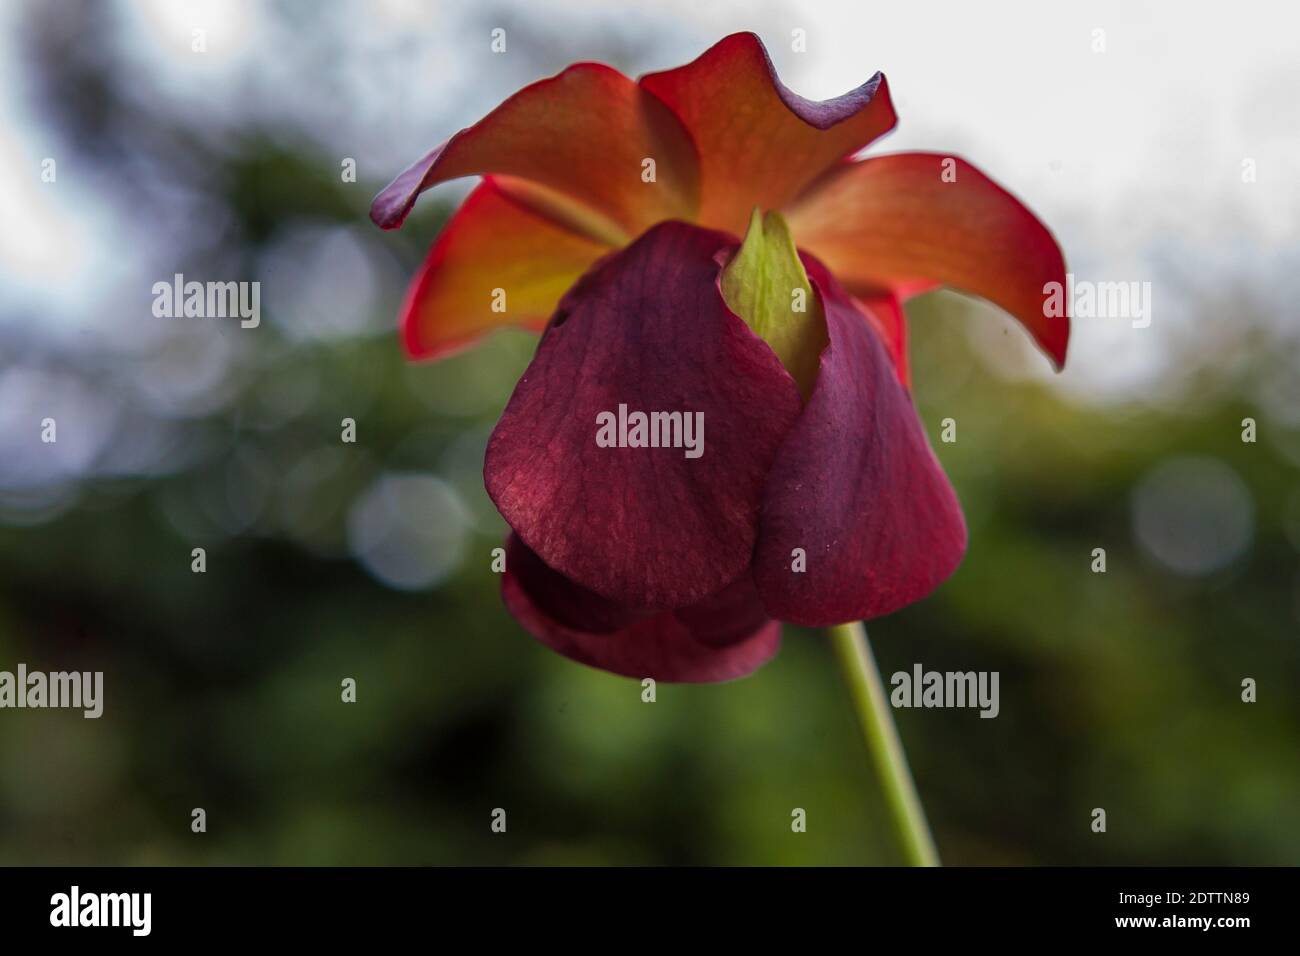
[828,620,940,867]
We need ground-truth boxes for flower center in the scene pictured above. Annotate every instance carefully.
[719,208,827,400]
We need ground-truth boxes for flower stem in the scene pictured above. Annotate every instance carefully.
[827,620,940,867]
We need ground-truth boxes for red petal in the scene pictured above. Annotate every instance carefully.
[485,222,803,610]
[502,535,780,682]
[786,152,1070,368]
[752,257,967,627]
[401,178,611,360]
[371,62,700,239]
[503,534,650,635]
[856,292,910,389]
[639,32,896,235]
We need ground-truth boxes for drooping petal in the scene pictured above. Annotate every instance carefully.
[370,62,700,240]
[639,32,896,235]
[485,222,804,610]
[502,534,650,635]
[752,256,967,627]
[502,535,780,682]
[401,178,612,360]
[785,152,1070,368]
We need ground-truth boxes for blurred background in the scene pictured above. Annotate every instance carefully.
[1,0,1297,865]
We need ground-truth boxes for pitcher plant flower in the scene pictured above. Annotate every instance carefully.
[372,32,1069,865]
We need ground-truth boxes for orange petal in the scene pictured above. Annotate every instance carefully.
[401,178,611,360]
[786,152,1069,368]
[371,63,699,241]
[639,32,896,235]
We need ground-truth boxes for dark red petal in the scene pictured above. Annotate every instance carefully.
[673,573,773,647]
[856,292,911,389]
[503,534,650,634]
[639,32,896,235]
[503,535,781,683]
[752,257,968,627]
[370,62,699,238]
[485,222,803,610]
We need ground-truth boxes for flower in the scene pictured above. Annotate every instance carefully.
[371,32,1069,682]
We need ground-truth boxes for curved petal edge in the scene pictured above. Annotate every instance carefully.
[400,177,611,360]
[753,256,968,627]
[639,32,897,234]
[372,62,700,238]
[786,152,1070,369]
[503,536,781,682]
